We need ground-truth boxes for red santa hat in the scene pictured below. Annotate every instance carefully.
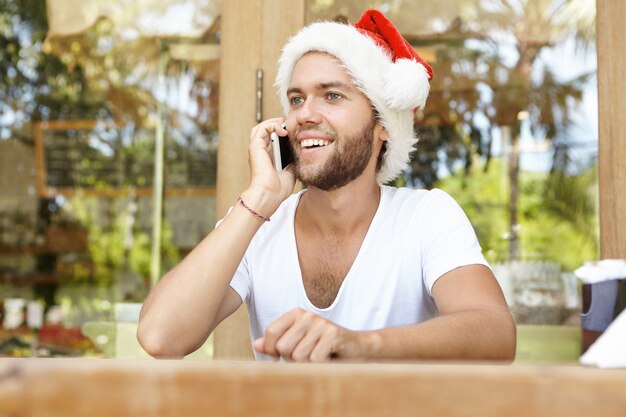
[275,9,433,184]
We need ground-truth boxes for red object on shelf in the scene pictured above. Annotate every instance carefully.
[39,324,94,350]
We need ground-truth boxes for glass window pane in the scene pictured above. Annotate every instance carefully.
[0,0,221,358]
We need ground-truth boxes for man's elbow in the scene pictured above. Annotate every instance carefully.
[494,311,517,362]
[136,322,187,359]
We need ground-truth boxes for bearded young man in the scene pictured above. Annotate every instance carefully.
[138,10,516,362]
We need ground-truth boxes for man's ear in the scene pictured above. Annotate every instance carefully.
[376,122,389,143]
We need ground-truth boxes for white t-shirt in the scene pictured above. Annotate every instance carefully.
[229,186,489,360]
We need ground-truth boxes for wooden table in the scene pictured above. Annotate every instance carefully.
[1,359,625,416]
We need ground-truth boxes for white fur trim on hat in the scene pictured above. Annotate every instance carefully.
[275,21,431,184]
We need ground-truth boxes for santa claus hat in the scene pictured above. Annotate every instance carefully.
[275,9,433,184]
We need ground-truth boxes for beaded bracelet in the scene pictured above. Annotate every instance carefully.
[236,195,270,222]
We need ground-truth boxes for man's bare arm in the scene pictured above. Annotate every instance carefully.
[137,119,295,358]
[255,264,516,362]
[137,204,263,358]
[362,264,516,361]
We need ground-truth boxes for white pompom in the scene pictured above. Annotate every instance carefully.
[381,59,430,111]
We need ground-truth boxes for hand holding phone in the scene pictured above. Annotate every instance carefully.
[271,132,294,171]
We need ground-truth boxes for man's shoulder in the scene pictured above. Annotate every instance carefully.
[380,186,462,225]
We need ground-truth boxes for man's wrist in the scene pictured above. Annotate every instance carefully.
[239,187,281,221]
[236,195,270,222]
[355,330,384,359]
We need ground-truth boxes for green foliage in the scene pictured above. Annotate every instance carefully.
[66,194,180,296]
[436,158,510,264]
[437,158,598,270]
[127,220,179,281]
[402,0,596,236]
[518,166,598,270]
[541,167,598,238]
[0,0,109,141]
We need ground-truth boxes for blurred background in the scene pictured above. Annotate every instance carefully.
[0,0,597,360]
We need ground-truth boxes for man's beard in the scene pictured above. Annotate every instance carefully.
[293,118,376,191]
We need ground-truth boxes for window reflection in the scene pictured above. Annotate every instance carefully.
[0,0,221,357]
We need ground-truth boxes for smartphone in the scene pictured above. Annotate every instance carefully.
[270,132,294,170]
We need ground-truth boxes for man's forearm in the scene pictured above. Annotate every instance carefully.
[138,116,295,358]
[254,306,516,363]
[359,308,516,361]
[137,202,265,357]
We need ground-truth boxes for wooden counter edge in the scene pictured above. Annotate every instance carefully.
[1,359,626,417]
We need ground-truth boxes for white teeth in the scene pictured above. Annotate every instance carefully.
[302,139,330,148]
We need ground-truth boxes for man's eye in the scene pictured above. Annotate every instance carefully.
[327,92,342,100]
[289,96,304,106]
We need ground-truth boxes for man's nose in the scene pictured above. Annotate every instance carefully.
[294,97,323,125]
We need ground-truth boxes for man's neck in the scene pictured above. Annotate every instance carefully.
[296,176,381,236]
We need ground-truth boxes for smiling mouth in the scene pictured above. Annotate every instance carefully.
[300,139,332,149]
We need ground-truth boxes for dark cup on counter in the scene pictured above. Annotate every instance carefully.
[581,279,626,353]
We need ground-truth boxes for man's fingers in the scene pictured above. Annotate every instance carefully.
[252,337,266,354]
[262,310,299,357]
[260,309,351,362]
[253,338,281,361]
[290,325,324,362]
[249,118,285,145]
[262,308,320,360]
[271,310,319,359]
[309,326,342,363]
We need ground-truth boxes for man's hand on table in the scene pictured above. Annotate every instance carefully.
[253,308,373,362]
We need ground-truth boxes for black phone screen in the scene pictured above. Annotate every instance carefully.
[278,135,294,169]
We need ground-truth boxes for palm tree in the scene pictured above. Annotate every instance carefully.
[395,0,596,260]
[478,0,595,259]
